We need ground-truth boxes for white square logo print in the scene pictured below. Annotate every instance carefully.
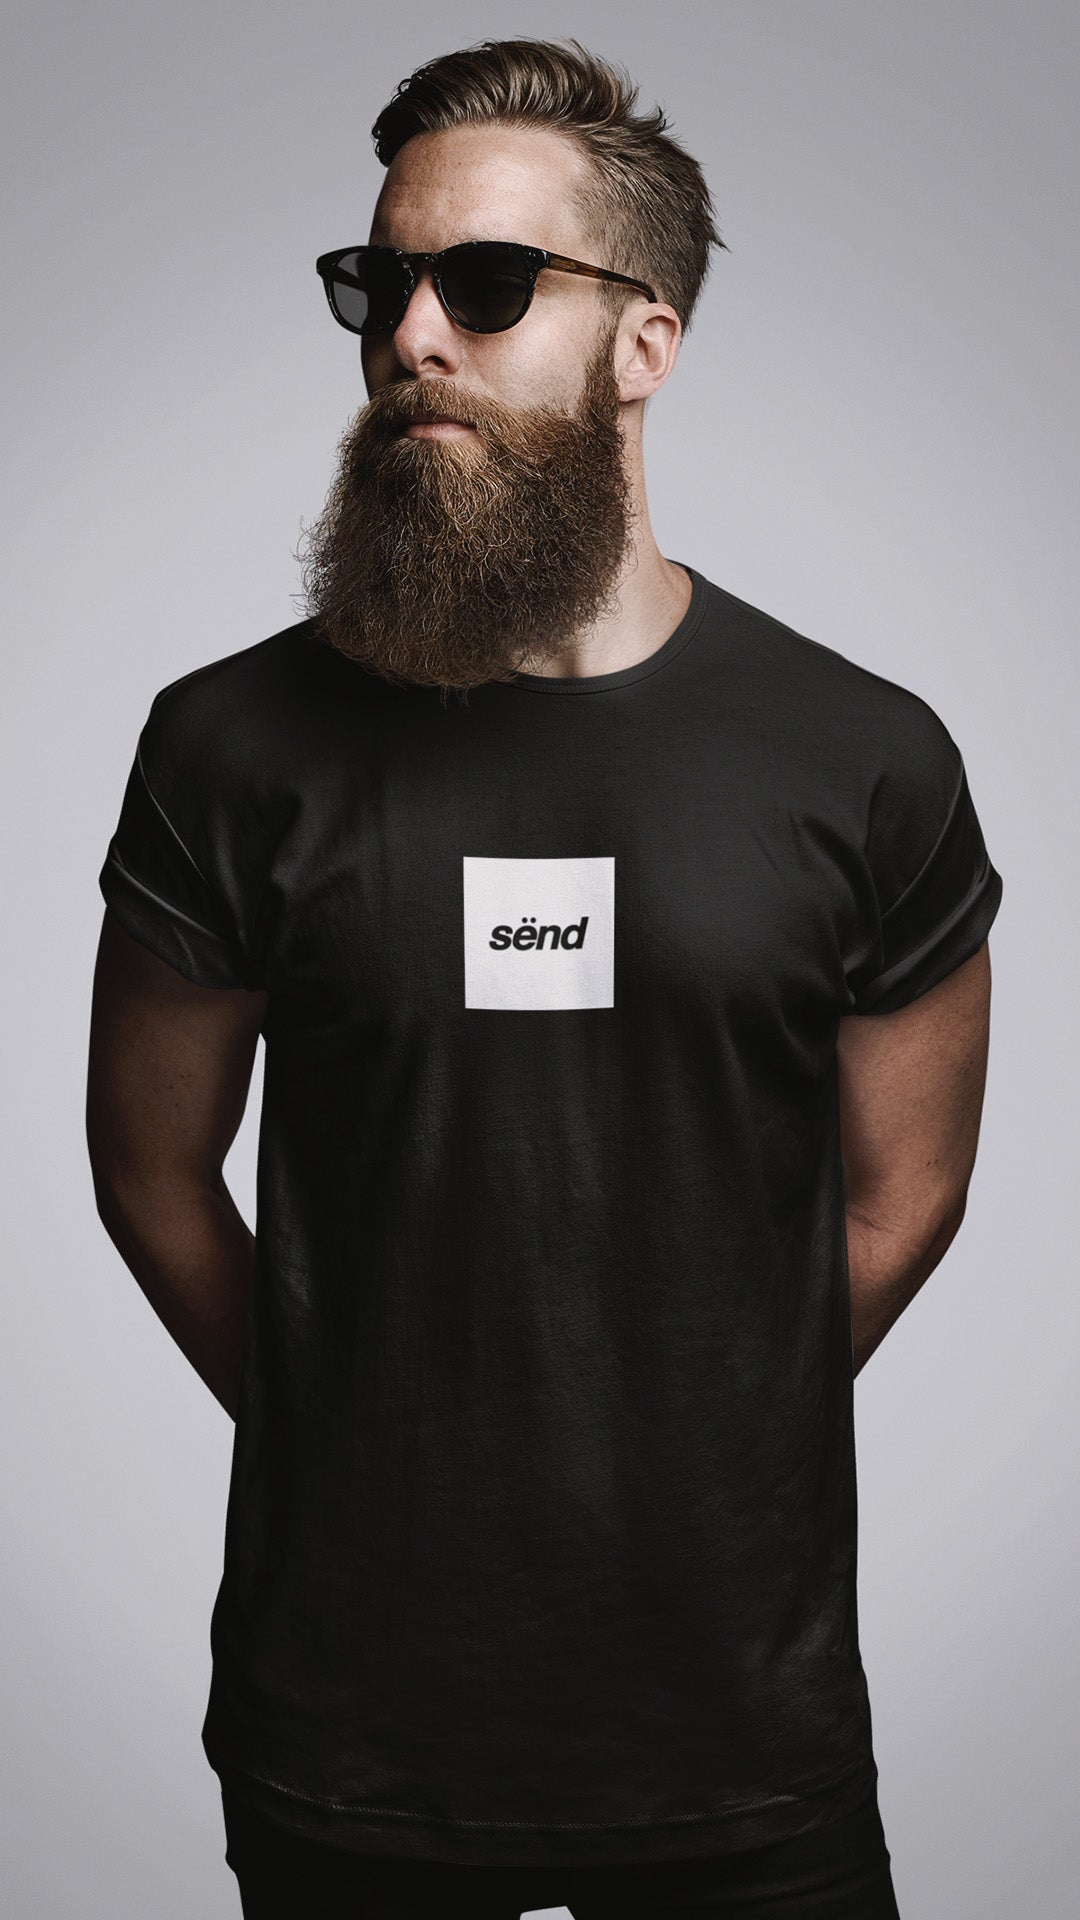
[463,856,614,1010]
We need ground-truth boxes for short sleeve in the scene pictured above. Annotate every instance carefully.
[99,691,263,991]
[843,711,1003,1015]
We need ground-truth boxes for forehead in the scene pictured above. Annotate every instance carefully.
[368,124,592,253]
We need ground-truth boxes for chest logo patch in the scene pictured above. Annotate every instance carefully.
[463,855,615,1010]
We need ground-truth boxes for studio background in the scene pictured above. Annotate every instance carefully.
[2,3,1075,1916]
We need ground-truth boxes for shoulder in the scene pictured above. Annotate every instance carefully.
[702,577,964,800]
[135,617,355,797]
[140,616,328,739]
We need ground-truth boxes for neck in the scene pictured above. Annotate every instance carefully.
[520,440,692,679]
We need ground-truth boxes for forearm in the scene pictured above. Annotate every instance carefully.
[845,1198,966,1377]
[94,1171,255,1420]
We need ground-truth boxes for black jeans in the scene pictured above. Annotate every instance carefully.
[221,1779,901,1918]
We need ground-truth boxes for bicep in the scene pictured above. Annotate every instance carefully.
[87,907,269,1190]
[835,938,993,1233]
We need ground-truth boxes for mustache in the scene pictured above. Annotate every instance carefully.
[354,377,529,444]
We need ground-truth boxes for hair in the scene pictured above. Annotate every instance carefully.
[371,38,728,336]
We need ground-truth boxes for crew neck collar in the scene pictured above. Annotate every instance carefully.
[503,563,708,695]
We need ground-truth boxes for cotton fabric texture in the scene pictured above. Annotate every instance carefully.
[98,564,1002,1868]
[220,1770,901,1916]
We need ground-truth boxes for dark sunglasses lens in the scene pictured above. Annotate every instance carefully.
[327,250,406,334]
[439,245,534,331]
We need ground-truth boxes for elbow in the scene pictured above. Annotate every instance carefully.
[933,1186,968,1251]
[845,1179,969,1264]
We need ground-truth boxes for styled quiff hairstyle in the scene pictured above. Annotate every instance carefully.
[371,38,728,335]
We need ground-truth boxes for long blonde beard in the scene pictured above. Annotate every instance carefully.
[299,337,635,699]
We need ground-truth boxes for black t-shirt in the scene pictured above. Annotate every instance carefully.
[98,564,1002,1869]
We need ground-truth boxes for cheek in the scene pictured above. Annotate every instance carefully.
[361,339,395,394]
[478,329,580,412]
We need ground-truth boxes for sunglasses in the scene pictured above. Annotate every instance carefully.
[315,241,658,337]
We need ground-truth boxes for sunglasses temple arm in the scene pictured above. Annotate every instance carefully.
[544,254,656,301]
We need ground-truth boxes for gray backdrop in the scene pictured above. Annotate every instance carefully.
[3,2,1076,1915]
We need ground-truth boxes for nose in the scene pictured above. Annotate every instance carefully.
[389,265,466,378]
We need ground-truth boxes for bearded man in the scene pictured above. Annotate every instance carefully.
[88,36,1002,1920]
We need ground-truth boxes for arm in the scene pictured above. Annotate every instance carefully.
[86,908,270,1421]
[836,939,993,1376]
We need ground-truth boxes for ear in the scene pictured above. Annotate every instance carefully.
[616,301,682,403]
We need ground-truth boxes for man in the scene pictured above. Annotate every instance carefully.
[87,37,1002,1920]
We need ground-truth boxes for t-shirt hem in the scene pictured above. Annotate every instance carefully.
[204,1729,880,1867]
